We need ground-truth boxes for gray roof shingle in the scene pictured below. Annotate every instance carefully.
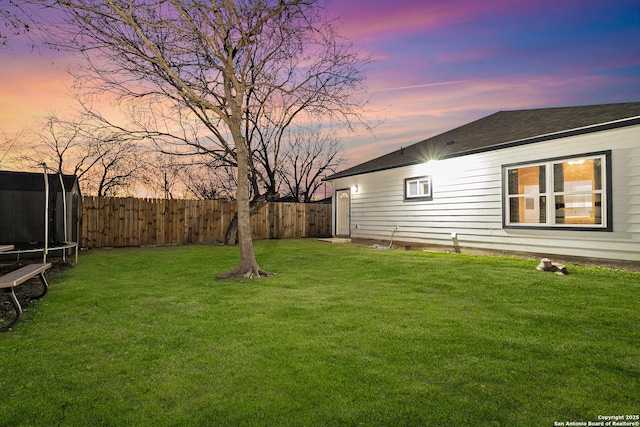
[327,102,640,180]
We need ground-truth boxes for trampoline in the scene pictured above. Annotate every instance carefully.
[0,165,80,264]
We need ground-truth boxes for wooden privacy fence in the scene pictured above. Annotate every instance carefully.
[80,197,332,249]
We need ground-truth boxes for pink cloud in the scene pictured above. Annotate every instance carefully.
[434,47,502,65]
[329,0,577,43]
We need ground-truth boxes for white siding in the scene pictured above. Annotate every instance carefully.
[331,124,640,262]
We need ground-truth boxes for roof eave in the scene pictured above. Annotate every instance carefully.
[325,115,640,181]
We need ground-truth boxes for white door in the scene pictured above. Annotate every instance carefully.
[336,189,351,236]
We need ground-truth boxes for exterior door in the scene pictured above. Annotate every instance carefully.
[336,189,351,236]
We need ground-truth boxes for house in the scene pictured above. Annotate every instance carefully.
[325,102,640,265]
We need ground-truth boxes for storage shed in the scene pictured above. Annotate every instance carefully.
[0,171,80,252]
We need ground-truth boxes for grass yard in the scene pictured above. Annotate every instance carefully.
[1,239,639,426]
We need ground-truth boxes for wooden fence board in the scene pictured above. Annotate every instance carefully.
[80,197,331,248]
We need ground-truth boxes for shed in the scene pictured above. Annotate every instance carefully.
[0,171,81,250]
[325,102,640,265]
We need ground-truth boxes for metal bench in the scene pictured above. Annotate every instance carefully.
[0,263,51,332]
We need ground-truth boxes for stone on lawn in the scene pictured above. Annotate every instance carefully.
[536,258,568,275]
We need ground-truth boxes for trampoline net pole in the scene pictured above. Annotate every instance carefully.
[42,163,49,264]
[59,172,68,242]
[59,172,68,263]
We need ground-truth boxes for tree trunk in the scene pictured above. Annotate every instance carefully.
[223,194,270,247]
[217,134,271,279]
[224,214,239,246]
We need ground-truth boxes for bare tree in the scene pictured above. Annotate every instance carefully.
[28,115,94,179]
[242,47,363,197]
[89,135,147,196]
[0,1,31,49]
[37,0,368,278]
[26,114,148,196]
[279,128,344,202]
[0,130,19,168]
[182,162,237,201]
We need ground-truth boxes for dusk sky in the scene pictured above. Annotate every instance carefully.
[1,0,639,168]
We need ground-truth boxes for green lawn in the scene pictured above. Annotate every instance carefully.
[1,239,638,426]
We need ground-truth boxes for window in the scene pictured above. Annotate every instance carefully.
[503,152,610,230]
[405,176,432,200]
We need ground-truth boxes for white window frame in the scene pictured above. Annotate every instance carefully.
[404,176,432,200]
[503,151,611,231]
